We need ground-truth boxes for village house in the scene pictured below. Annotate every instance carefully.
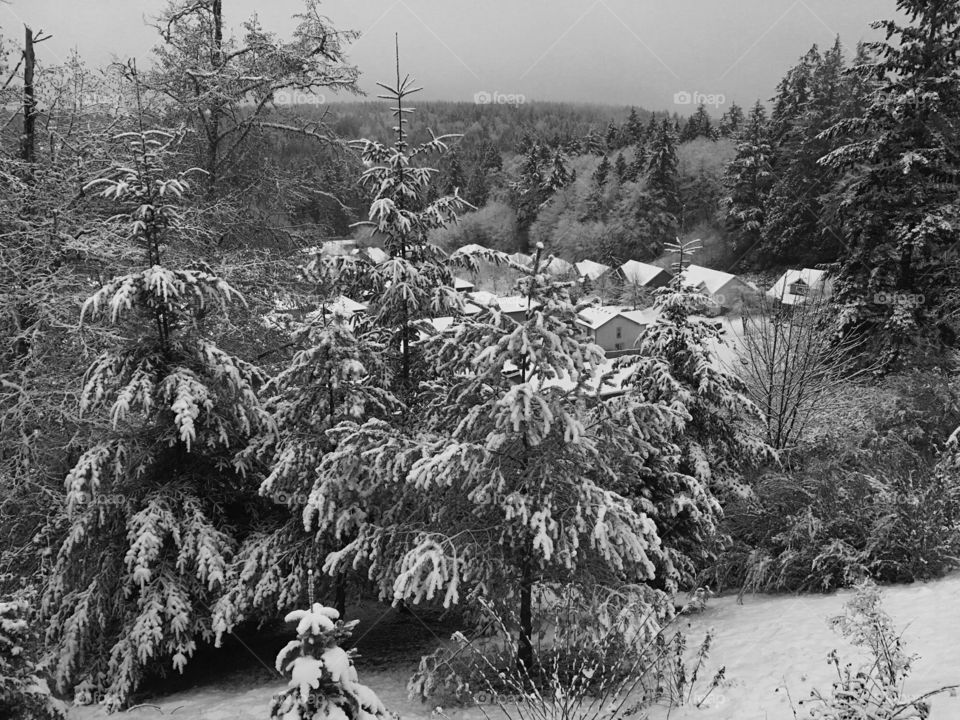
[682,264,758,315]
[576,306,658,356]
[617,260,673,289]
[766,268,831,306]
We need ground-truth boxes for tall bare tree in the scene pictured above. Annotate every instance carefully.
[730,288,874,449]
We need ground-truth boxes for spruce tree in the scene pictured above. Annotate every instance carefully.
[719,101,745,137]
[820,0,960,355]
[646,119,680,213]
[614,239,769,582]
[214,57,474,642]
[762,39,858,266]
[614,152,628,182]
[624,106,644,145]
[723,101,774,256]
[43,121,270,707]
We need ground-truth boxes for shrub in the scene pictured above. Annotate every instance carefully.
[271,603,392,720]
[709,371,960,593]
[408,585,726,718]
[1,595,65,720]
[806,581,958,719]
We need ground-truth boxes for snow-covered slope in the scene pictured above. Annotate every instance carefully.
[70,574,960,720]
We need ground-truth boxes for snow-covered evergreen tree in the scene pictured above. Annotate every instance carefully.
[270,603,390,720]
[820,0,960,356]
[316,246,672,669]
[613,240,770,583]
[1,596,64,720]
[214,58,472,639]
[213,274,399,634]
[42,117,271,707]
[723,101,773,255]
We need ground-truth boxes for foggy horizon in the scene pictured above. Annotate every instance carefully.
[3,0,897,114]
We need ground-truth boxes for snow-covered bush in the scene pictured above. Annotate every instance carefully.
[711,371,960,593]
[1,597,65,720]
[807,581,956,719]
[408,585,726,719]
[270,603,392,720]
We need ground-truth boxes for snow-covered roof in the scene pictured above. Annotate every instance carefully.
[766,268,830,305]
[577,306,656,331]
[361,246,390,263]
[576,306,620,331]
[682,264,742,295]
[453,277,475,291]
[456,243,488,255]
[306,295,367,320]
[497,295,540,315]
[619,308,660,326]
[575,259,611,281]
[508,252,533,267]
[620,260,670,286]
[543,256,575,276]
[468,290,498,307]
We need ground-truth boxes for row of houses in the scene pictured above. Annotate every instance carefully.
[288,239,830,356]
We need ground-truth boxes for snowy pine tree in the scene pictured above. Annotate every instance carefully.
[42,118,270,708]
[614,240,769,583]
[1,596,64,720]
[270,603,390,720]
[214,55,473,640]
[820,0,960,356]
[723,101,774,256]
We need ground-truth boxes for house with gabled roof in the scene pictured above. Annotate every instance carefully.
[575,259,611,281]
[542,256,576,277]
[766,268,831,306]
[681,264,758,314]
[453,277,475,293]
[508,252,533,268]
[576,306,657,356]
[618,260,673,288]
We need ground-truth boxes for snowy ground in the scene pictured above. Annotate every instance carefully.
[70,573,960,720]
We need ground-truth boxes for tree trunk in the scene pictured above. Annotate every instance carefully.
[21,26,36,164]
[206,0,223,193]
[517,557,533,671]
[334,573,346,617]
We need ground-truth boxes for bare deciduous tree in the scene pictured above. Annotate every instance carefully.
[729,288,875,449]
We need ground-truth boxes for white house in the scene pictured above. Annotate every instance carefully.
[543,256,576,277]
[766,268,831,306]
[618,260,673,288]
[575,259,611,281]
[466,291,540,322]
[508,252,533,268]
[682,264,758,314]
[576,306,656,355]
[307,295,368,321]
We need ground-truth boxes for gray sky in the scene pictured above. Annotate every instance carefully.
[3,0,896,111]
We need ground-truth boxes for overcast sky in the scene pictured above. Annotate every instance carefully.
[3,0,897,112]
